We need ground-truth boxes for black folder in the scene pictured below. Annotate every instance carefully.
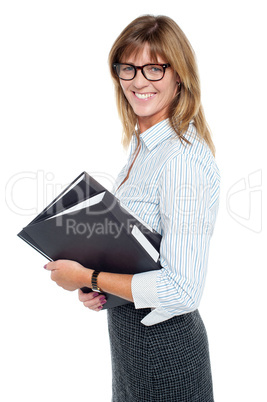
[18,172,162,309]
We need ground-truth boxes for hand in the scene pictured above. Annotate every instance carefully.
[44,260,91,291]
[78,289,107,311]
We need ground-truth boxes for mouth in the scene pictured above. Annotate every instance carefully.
[134,92,156,100]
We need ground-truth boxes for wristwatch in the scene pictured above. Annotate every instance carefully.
[91,270,102,292]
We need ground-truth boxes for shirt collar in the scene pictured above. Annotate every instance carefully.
[138,119,175,151]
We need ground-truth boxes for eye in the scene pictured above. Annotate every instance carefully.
[122,65,134,72]
[149,65,163,73]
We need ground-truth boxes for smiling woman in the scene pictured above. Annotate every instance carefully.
[105,15,219,401]
[45,14,220,402]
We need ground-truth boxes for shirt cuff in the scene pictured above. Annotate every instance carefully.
[131,270,175,326]
[131,270,160,309]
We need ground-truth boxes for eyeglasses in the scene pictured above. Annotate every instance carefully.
[113,63,171,81]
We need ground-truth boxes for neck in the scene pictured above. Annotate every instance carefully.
[138,113,168,134]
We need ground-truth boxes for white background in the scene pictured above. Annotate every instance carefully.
[1,1,266,401]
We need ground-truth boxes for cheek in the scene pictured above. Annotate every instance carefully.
[119,82,129,100]
[120,80,129,94]
[120,82,133,105]
[163,82,179,102]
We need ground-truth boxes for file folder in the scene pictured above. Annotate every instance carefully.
[18,172,162,308]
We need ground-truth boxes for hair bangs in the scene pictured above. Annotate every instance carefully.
[118,40,166,64]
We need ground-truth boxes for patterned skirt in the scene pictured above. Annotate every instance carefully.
[107,304,214,402]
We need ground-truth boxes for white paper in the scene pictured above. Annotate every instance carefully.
[131,225,159,262]
[46,191,106,220]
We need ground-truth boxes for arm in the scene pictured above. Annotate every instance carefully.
[130,152,220,324]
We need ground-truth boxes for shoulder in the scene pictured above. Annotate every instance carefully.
[161,123,220,185]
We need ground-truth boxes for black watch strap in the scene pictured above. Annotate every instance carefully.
[91,270,101,292]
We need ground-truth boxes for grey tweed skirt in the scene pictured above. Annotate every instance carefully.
[107,304,214,402]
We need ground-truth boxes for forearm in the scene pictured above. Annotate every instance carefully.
[83,269,134,302]
[45,260,134,302]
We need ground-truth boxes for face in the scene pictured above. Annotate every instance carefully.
[119,43,179,133]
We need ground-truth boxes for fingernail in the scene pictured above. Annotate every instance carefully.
[98,305,103,310]
[43,264,47,269]
[92,292,99,297]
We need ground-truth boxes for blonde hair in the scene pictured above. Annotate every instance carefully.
[109,15,215,156]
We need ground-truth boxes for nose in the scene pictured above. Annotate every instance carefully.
[132,68,149,88]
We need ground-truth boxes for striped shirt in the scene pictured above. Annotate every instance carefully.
[112,119,220,326]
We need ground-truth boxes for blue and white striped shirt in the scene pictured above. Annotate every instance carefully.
[113,119,220,326]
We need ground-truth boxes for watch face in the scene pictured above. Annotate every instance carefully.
[92,284,101,292]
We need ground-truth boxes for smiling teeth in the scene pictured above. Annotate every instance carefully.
[135,93,154,99]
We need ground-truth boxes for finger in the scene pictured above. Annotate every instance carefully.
[78,290,99,302]
[84,295,107,311]
[44,262,55,271]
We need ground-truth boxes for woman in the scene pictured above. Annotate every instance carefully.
[45,15,220,401]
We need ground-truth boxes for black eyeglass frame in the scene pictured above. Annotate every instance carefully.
[113,63,171,81]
